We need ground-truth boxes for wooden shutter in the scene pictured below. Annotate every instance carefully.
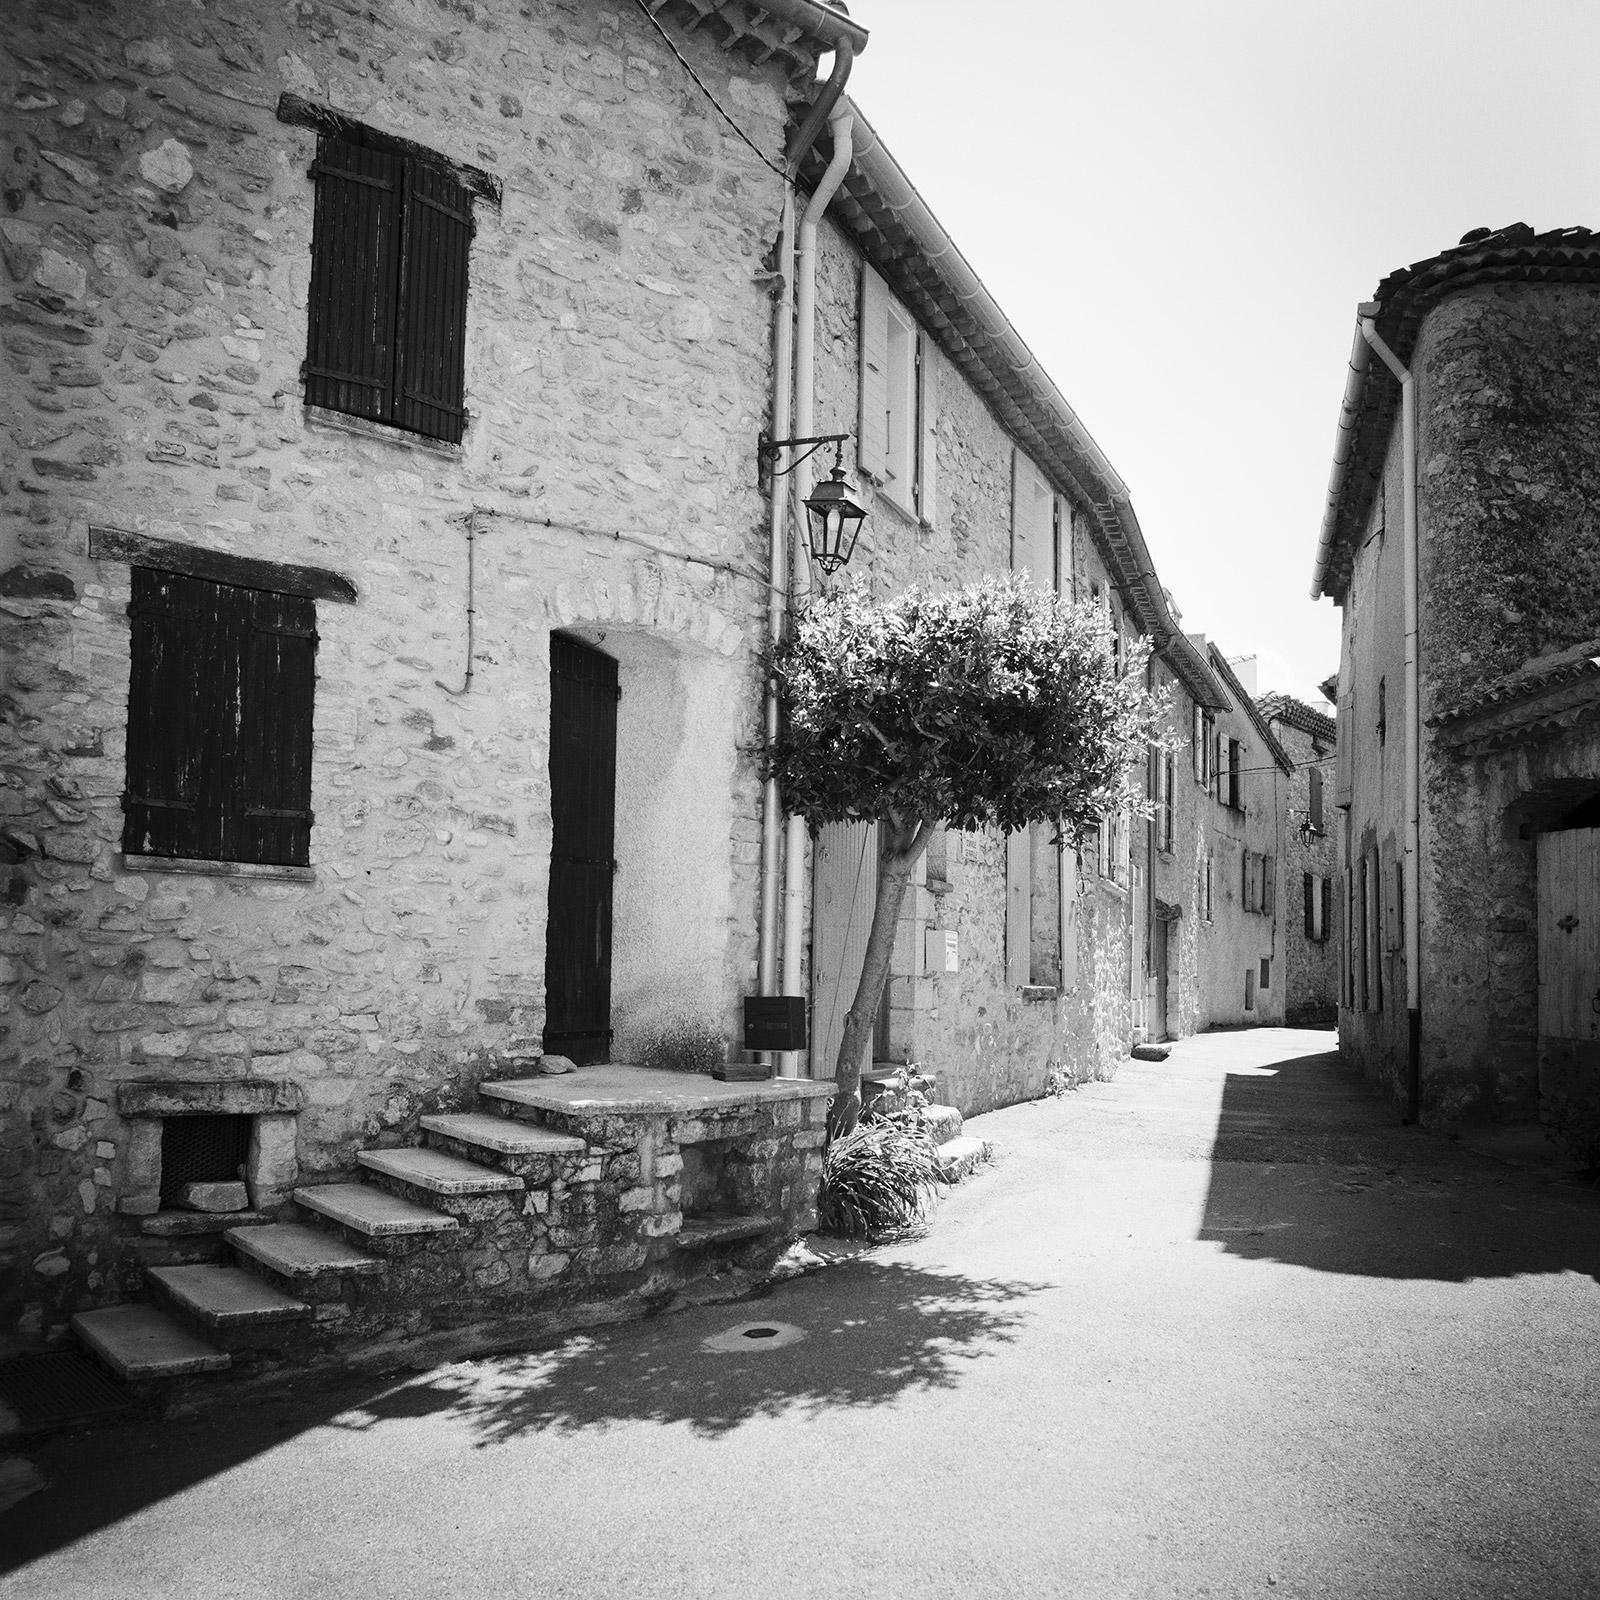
[1011,451,1052,580]
[396,156,473,443]
[1321,876,1332,946]
[124,568,216,860]
[858,265,890,479]
[235,588,317,867]
[1059,840,1078,991]
[1304,872,1315,938]
[1308,765,1324,831]
[1264,853,1274,916]
[1005,828,1031,988]
[305,136,404,424]
[915,332,937,523]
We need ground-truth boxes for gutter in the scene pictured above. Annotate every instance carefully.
[1309,303,1379,602]
[747,0,869,56]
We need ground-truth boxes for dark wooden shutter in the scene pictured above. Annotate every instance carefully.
[234,588,317,867]
[124,568,215,860]
[395,157,472,443]
[1304,872,1315,938]
[1321,876,1332,945]
[305,136,404,424]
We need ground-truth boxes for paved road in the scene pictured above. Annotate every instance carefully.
[4,1029,1599,1599]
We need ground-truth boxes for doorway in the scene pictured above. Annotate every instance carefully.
[810,820,884,1081]
[1536,823,1600,1100]
[543,634,618,1065]
[1152,915,1170,1042]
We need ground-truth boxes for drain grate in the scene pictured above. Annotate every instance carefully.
[701,1320,806,1354]
[0,1350,132,1430]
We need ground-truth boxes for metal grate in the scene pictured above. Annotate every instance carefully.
[0,1350,131,1429]
[160,1114,251,1208]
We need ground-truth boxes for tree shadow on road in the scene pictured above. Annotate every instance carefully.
[0,1259,1046,1572]
[1198,1044,1600,1282]
[325,1257,1047,1445]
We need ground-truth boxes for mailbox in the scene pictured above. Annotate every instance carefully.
[743,996,808,1052]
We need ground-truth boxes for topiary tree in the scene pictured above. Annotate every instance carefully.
[767,573,1168,1137]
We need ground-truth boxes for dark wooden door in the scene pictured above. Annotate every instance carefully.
[543,635,618,1065]
[1152,916,1170,1041]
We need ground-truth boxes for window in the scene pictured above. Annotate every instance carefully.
[1259,957,1272,991]
[1201,852,1214,922]
[1308,765,1324,833]
[1377,677,1387,745]
[1245,967,1257,1010]
[305,129,475,443]
[860,265,936,519]
[1193,707,1214,787]
[1154,750,1175,854]
[1242,850,1274,915]
[1224,738,1243,810]
[1304,872,1331,942]
[123,569,316,867]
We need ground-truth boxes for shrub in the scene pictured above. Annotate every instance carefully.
[817,1119,943,1240]
[635,1018,725,1075]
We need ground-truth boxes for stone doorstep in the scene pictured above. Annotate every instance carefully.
[295,1184,462,1237]
[481,1067,835,1118]
[677,1213,772,1248]
[421,1112,588,1158]
[227,1221,385,1279]
[147,1264,311,1328]
[71,1304,231,1381]
[924,1104,963,1145]
[935,1136,995,1183]
[357,1147,526,1196]
[139,1209,270,1237]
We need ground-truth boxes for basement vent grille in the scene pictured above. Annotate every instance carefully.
[159,1113,251,1208]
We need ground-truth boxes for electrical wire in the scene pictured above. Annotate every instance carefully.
[630,0,792,184]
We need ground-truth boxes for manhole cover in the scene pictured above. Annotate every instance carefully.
[0,1350,131,1431]
[701,1320,806,1353]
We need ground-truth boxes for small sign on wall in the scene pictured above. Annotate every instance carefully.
[925,928,959,973]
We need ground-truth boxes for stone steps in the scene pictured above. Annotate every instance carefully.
[227,1221,385,1284]
[934,1135,994,1183]
[678,1213,771,1249]
[147,1265,311,1348]
[924,1104,963,1145]
[357,1146,524,1196]
[294,1183,462,1240]
[71,1304,231,1381]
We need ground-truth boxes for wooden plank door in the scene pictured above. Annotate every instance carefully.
[543,635,618,1065]
[1152,916,1170,1041]
[811,820,878,1081]
[1537,827,1600,1060]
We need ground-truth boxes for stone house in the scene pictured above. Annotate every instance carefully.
[789,98,1228,1114]
[1311,224,1600,1146]
[1258,692,1339,1026]
[0,0,870,1357]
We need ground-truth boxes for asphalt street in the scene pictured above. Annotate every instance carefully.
[3,1027,1598,1600]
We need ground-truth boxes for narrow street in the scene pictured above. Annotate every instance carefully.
[4,1028,1598,1600]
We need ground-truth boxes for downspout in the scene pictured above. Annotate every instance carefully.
[1144,656,1157,1041]
[757,55,853,1071]
[1354,311,1423,1122]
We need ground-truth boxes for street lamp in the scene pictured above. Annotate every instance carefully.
[759,432,869,575]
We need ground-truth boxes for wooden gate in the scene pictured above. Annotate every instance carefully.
[810,821,879,1081]
[543,635,618,1065]
[1537,826,1600,1092]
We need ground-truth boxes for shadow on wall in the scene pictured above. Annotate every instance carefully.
[1198,1046,1600,1283]
[0,1260,1047,1571]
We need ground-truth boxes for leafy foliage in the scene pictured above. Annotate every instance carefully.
[635,1017,725,1075]
[768,574,1168,846]
[817,1118,944,1240]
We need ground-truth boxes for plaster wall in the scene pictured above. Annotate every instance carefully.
[0,0,789,1337]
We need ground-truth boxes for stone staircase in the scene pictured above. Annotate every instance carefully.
[860,1066,995,1184]
[72,1068,832,1388]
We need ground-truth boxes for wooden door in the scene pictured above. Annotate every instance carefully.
[1537,827,1600,1083]
[543,635,618,1065]
[1152,916,1170,1041]
[811,820,878,1081]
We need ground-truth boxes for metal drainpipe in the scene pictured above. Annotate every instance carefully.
[1144,656,1157,1041]
[757,52,853,1066]
[774,101,854,1076]
[1357,314,1423,1121]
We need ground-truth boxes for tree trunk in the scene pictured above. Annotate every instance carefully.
[827,817,936,1140]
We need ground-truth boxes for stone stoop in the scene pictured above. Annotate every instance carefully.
[935,1135,994,1183]
[71,1068,832,1401]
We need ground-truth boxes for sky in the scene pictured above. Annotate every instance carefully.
[840,0,1600,707]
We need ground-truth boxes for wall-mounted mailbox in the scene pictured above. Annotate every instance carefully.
[925,928,959,973]
[743,996,808,1052]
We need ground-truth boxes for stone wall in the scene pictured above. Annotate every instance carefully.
[1271,717,1339,1026]
[1,0,795,1340]
[803,219,1139,1116]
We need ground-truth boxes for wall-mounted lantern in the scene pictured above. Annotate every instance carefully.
[759,432,868,574]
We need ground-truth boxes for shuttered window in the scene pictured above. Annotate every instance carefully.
[305,132,473,444]
[123,570,316,867]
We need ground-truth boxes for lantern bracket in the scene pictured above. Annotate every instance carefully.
[758,431,853,478]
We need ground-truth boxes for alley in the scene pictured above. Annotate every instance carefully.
[3,1028,1598,1600]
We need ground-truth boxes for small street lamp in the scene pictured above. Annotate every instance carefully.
[759,432,868,575]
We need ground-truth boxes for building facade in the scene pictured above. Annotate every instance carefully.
[1259,692,1339,1026]
[1312,224,1600,1152]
